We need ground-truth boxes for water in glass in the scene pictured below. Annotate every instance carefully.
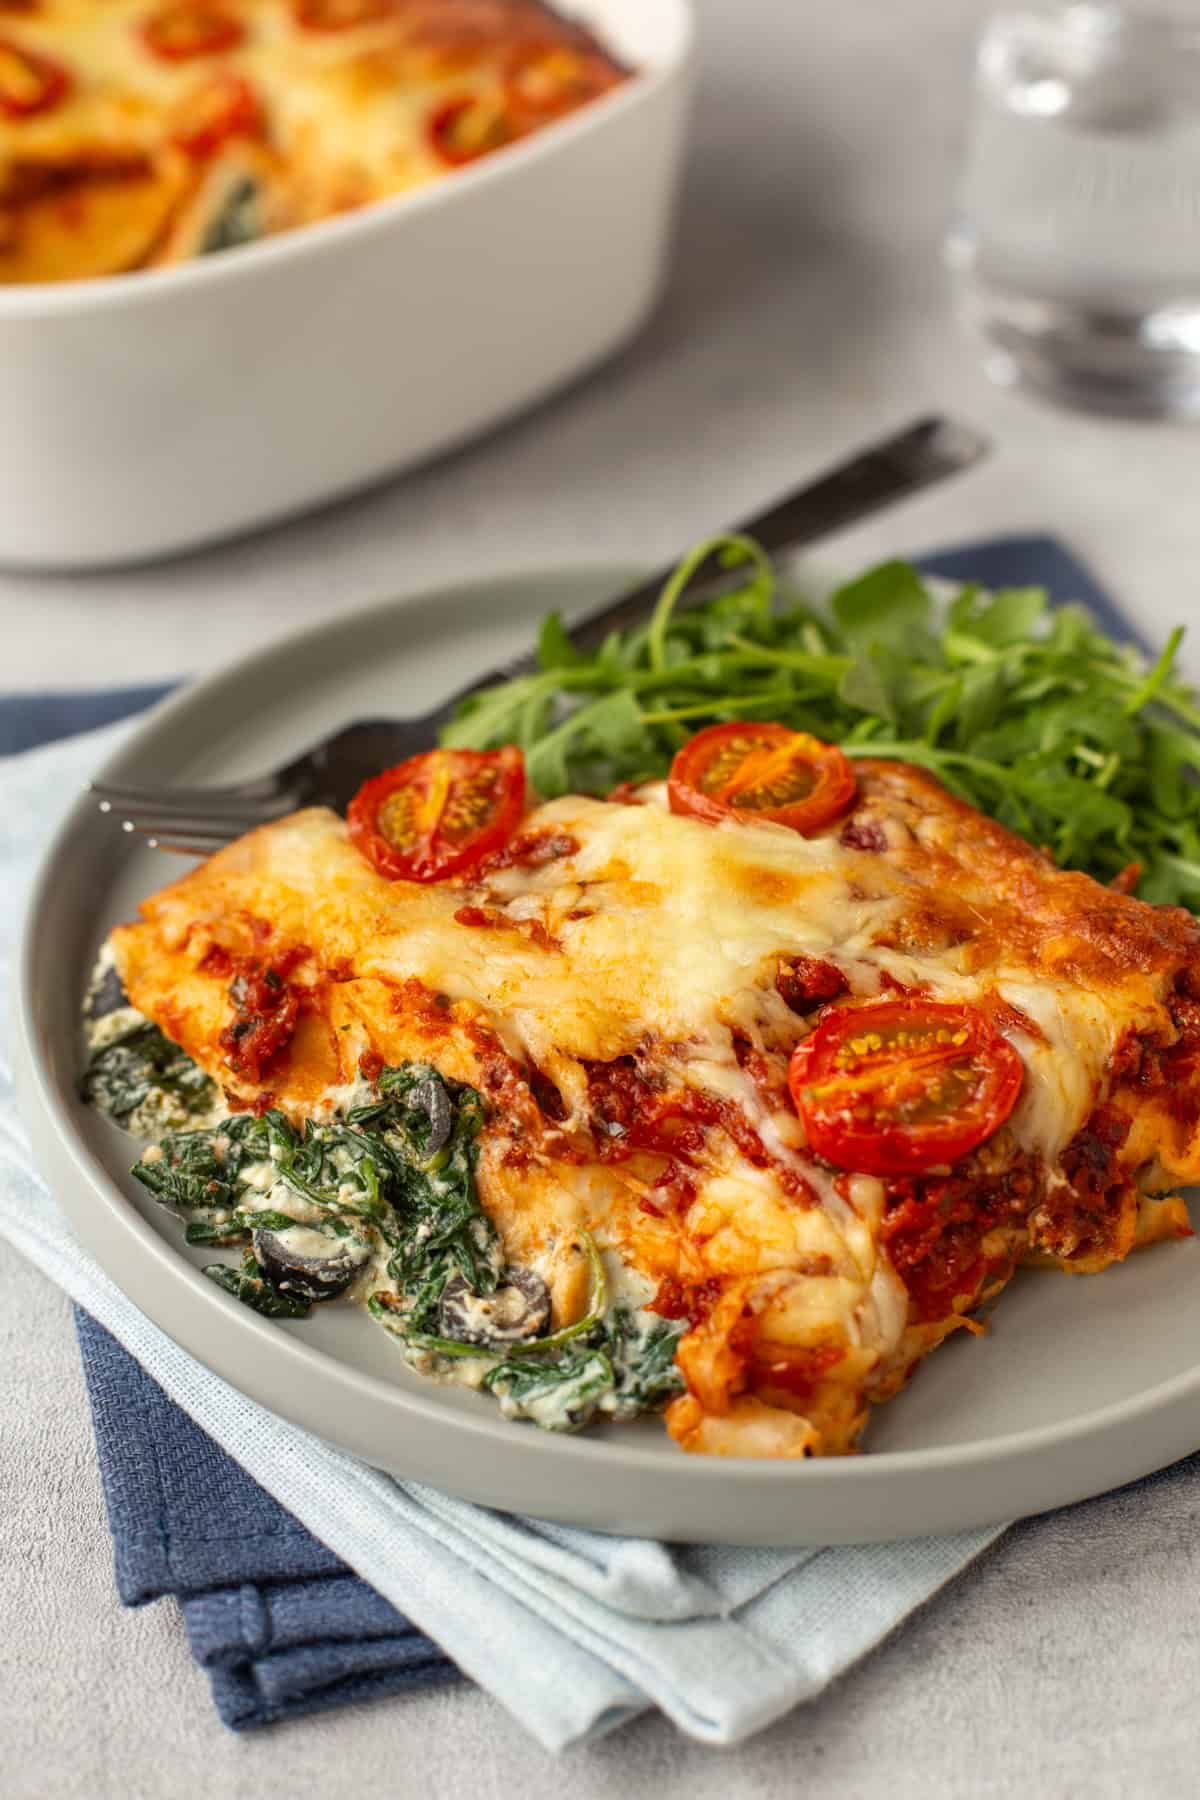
[948,3,1200,415]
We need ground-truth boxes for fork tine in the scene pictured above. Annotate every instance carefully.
[117,815,236,843]
[118,819,238,856]
[96,796,291,832]
[144,839,233,857]
[92,775,287,805]
[92,786,291,822]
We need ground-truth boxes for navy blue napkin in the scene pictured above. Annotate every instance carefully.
[73,1312,459,1727]
[17,534,1137,1732]
[0,682,173,757]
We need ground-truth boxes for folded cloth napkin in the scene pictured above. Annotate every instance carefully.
[0,535,1129,1749]
[73,1308,461,1726]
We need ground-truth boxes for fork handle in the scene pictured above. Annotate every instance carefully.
[438,414,988,711]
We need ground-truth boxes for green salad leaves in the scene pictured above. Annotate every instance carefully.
[443,537,1200,910]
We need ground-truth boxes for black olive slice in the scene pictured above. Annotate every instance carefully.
[251,1224,373,1302]
[410,1075,452,1156]
[87,962,129,1022]
[439,1267,551,1347]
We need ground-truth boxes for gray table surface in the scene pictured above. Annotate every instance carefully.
[5,1,1200,1793]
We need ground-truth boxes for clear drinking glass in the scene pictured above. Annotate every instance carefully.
[947,2,1200,416]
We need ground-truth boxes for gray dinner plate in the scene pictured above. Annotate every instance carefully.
[15,563,1200,1545]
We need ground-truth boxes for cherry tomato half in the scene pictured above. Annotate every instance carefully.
[347,747,526,882]
[668,723,857,836]
[0,36,71,118]
[141,3,245,61]
[292,0,391,31]
[788,998,1023,1177]
[170,72,262,158]
[426,91,515,165]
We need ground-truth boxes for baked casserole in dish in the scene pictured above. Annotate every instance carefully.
[0,0,629,283]
[0,0,691,567]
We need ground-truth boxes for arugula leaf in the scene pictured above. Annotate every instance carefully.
[838,643,944,725]
[538,612,586,671]
[954,662,1010,745]
[829,561,934,654]
[443,542,1200,909]
[949,585,1046,647]
[525,690,644,797]
[441,671,560,756]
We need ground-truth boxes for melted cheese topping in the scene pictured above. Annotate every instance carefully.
[109,766,1200,1457]
[127,786,1169,1157]
[481,790,1162,1162]
[0,0,626,281]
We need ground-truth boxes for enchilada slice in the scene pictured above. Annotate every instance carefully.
[87,741,1200,1456]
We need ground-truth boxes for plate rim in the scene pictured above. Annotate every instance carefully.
[16,556,1200,1543]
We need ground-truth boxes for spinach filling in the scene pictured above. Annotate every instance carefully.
[206,1251,313,1320]
[83,1019,218,1130]
[120,1059,684,1432]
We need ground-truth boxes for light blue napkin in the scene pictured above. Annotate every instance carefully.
[0,717,1004,1751]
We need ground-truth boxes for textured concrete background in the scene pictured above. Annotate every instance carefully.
[5,1,1200,1792]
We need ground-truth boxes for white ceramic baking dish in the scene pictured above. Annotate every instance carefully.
[0,0,692,570]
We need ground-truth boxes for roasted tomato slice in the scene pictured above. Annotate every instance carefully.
[347,747,526,882]
[292,0,391,30]
[0,37,71,118]
[170,72,262,158]
[141,3,245,60]
[788,998,1023,1177]
[668,722,856,836]
[427,91,516,165]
